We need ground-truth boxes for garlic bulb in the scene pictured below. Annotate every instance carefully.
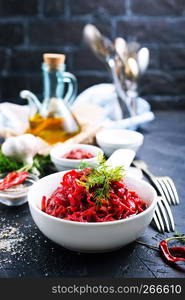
[1,134,42,165]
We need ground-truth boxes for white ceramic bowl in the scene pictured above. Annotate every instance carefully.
[50,144,104,171]
[0,173,38,206]
[28,171,157,253]
[96,129,144,156]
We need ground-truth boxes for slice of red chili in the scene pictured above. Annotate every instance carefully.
[0,171,29,190]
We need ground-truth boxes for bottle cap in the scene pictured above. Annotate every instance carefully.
[43,53,66,67]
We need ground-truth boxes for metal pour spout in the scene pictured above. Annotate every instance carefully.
[20,90,41,116]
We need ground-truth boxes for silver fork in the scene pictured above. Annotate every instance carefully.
[132,160,176,232]
[153,196,175,233]
[132,160,179,205]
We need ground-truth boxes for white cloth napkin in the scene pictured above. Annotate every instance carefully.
[0,103,29,137]
[0,83,154,137]
[74,83,155,129]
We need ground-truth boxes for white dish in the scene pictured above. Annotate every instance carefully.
[28,171,157,253]
[96,129,144,156]
[127,167,143,180]
[50,144,104,171]
[0,173,38,206]
[106,149,135,170]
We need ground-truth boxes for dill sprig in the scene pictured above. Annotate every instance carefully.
[78,154,125,204]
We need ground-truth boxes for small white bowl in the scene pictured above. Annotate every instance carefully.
[0,173,38,206]
[28,171,157,253]
[96,129,144,156]
[50,144,104,171]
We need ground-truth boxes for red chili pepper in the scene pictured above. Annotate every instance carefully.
[170,247,185,258]
[159,237,185,263]
[0,171,29,190]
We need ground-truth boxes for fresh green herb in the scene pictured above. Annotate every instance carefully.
[78,151,104,170]
[173,232,185,244]
[0,150,23,174]
[78,161,90,170]
[79,155,125,203]
[0,149,54,178]
[31,154,54,177]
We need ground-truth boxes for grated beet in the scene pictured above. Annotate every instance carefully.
[41,169,147,222]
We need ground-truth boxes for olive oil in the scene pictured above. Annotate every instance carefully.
[25,53,81,144]
[27,113,80,144]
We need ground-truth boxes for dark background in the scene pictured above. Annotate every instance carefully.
[0,0,185,109]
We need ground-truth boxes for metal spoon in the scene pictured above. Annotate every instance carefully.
[83,24,114,61]
[114,37,128,65]
[83,24,134,118]
[107,57,133,118]
[126,57,139,80]
[137,47,150,74]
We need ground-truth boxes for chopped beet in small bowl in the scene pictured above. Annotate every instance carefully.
[50,144,104,171]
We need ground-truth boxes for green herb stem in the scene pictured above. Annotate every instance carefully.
[78,155,125,205]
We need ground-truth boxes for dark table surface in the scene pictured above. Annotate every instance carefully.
[0,110,185,278]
